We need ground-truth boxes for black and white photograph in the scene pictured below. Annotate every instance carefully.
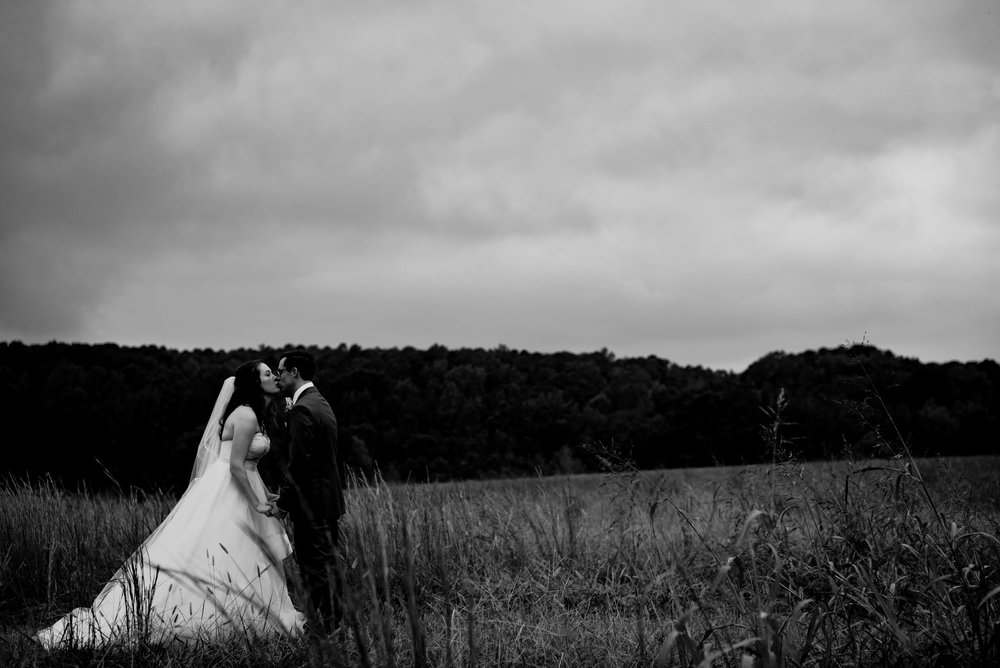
[2,1,998,666]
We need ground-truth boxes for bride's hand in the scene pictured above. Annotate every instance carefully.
[254,502,272,516]
[266,491,280,503]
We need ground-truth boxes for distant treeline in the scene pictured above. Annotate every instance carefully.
[1,341,996,492]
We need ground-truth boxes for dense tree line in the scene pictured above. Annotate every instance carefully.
[0,341,996,493]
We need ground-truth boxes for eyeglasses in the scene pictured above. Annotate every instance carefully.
[277,367,290,375]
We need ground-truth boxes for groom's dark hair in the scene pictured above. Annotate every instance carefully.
[281,349,316,380]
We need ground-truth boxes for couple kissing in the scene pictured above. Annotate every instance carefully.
[37,349,345,648]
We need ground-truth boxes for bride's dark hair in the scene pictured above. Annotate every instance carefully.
[220,359,270,436]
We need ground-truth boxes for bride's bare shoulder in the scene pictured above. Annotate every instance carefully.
[223,405,258,433]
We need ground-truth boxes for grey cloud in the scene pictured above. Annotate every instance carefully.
[0,230,124,339]
[0,3,264,338]
[1,0,997,368]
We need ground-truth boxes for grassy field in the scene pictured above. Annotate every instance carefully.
[2,452,999,667]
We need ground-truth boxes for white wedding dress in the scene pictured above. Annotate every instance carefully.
[37,424,305,648]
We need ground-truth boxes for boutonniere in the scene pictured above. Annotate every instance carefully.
[285,397,293,410]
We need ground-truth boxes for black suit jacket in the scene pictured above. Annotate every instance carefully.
[278,385,345,528]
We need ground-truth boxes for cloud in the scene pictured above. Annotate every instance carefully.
[1,0,998,368]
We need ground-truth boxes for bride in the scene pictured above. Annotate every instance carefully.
[36,361,305,648]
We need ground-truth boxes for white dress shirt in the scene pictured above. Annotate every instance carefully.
[292,381,315,406]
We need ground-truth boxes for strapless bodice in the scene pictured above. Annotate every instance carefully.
[219,433,270,469]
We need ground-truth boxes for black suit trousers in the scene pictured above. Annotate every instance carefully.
[293,517,341,628]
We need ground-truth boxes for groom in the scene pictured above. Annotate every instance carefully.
[274,349,345,630]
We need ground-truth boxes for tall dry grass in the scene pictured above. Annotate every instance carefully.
[3,453,997,667]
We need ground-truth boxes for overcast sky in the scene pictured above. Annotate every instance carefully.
[2,1,998,371]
